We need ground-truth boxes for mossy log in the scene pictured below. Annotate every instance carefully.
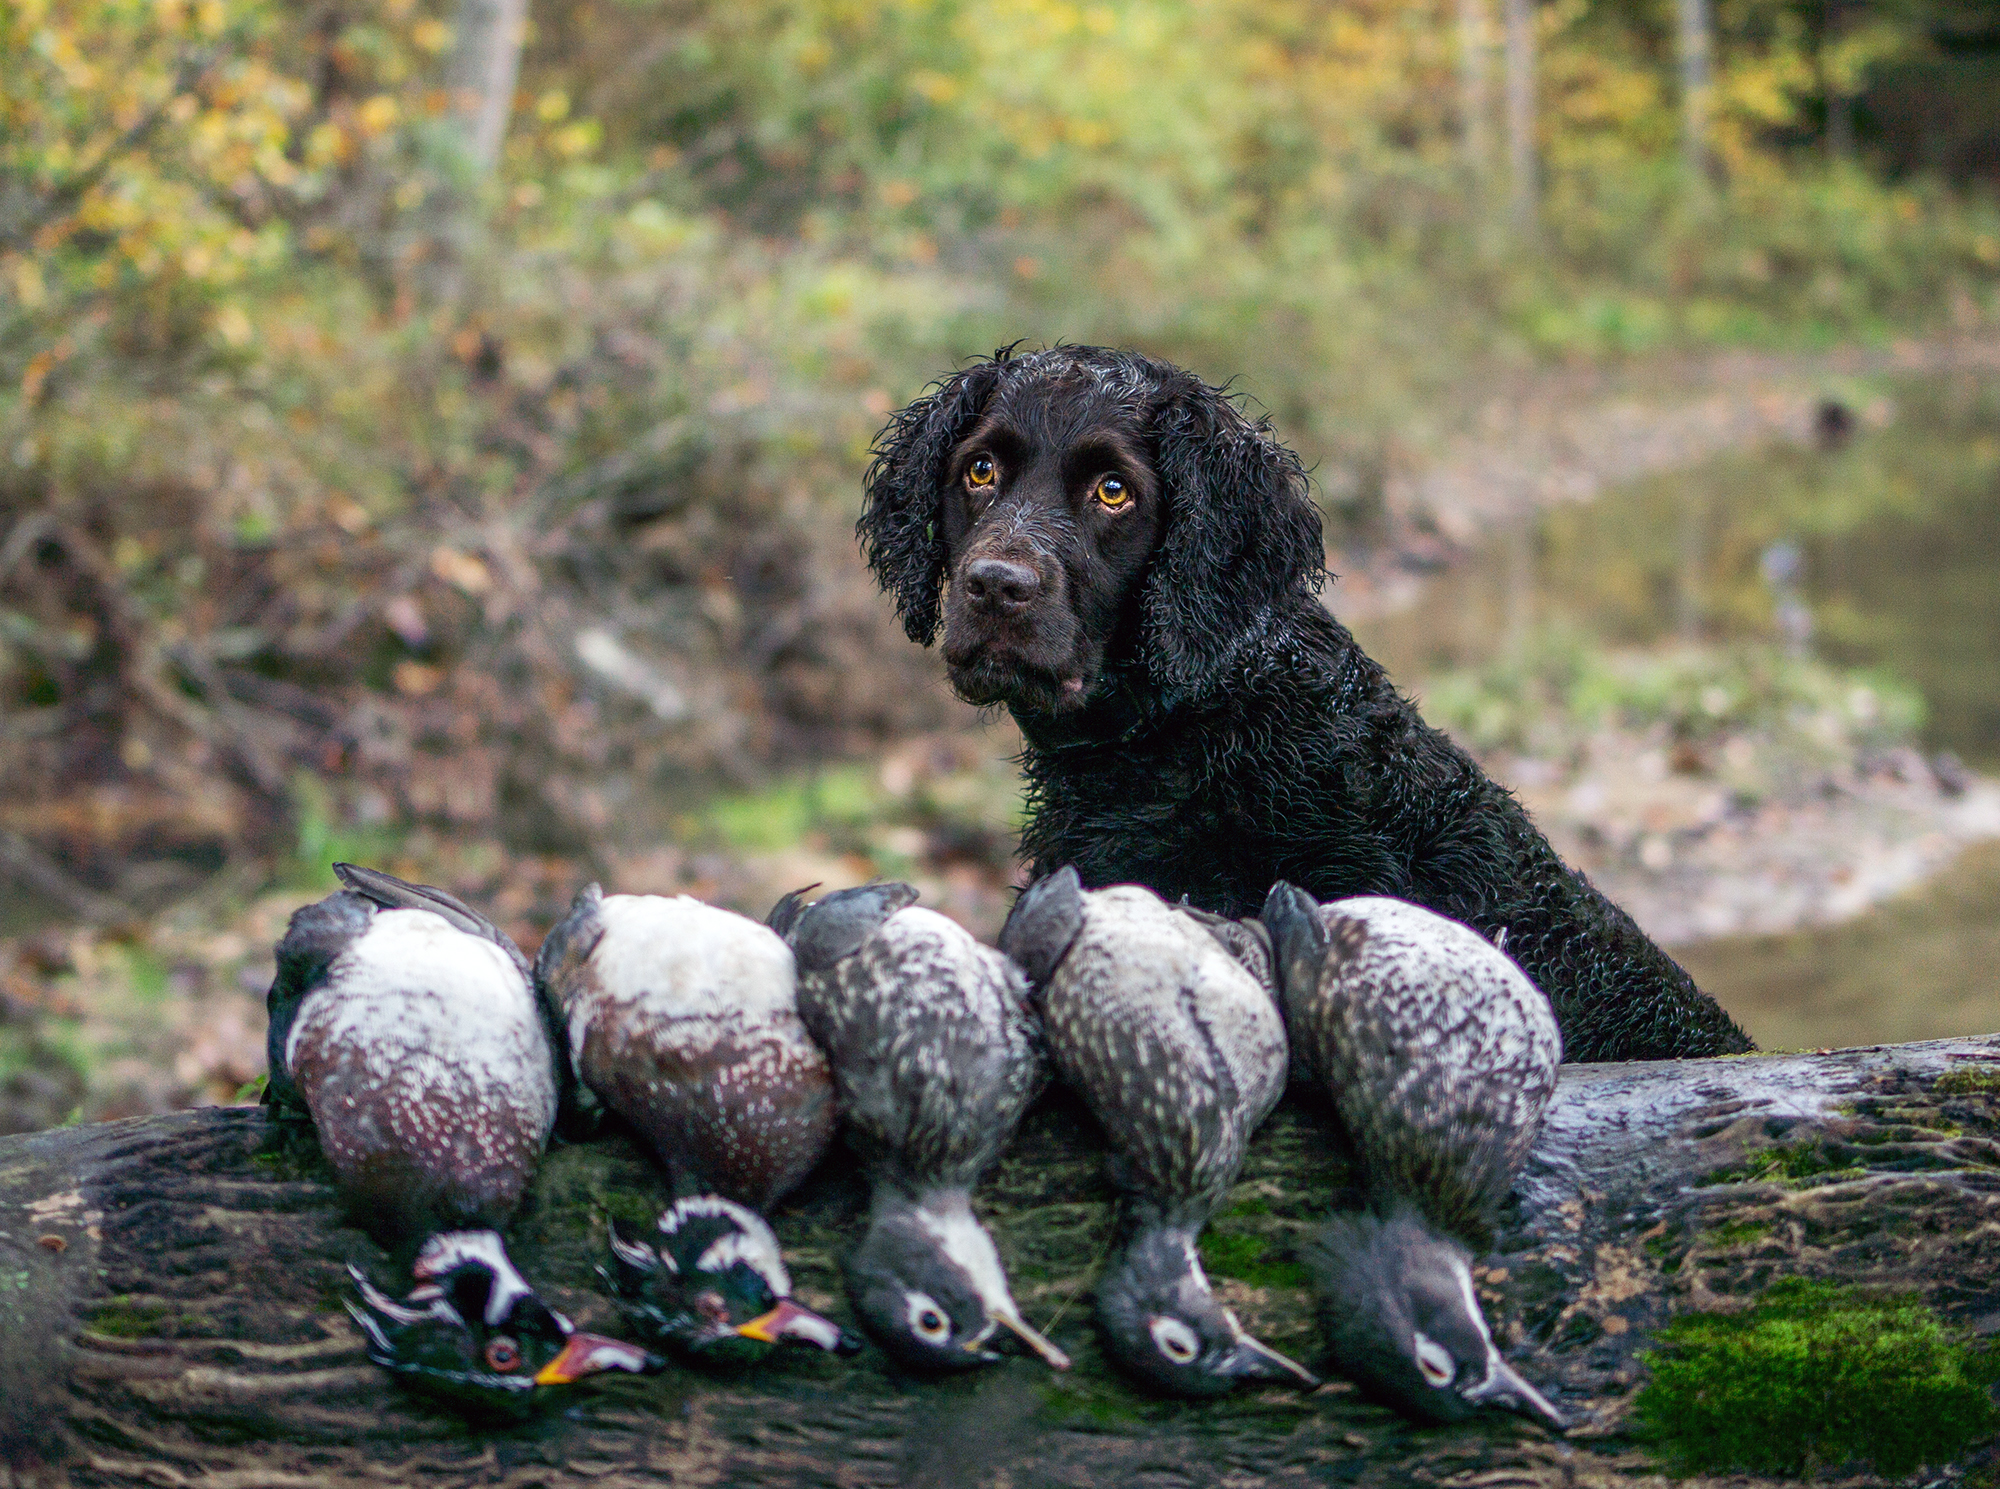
[6,1036,2000,1488]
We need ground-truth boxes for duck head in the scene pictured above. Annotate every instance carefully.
[346,1231,660,1417]
[603,1196,859,1361]
[1095,1225,1317,1398]
[1308,1208,1565,1431]
[845,1191,1070,1373]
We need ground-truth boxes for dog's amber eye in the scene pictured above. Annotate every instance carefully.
[1095,476,1129,509]
[966,455,996,488]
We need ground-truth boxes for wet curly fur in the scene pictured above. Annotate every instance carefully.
[858,345,1751,1062]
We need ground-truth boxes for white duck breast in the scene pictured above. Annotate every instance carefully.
[540,888,836,1210]
[282,907,555,1238]
[1035,885,1287,1216]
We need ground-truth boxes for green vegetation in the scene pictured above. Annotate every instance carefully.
[1636,1279,2000,1476]
[85,1299,175,1339]
[1196,1229,1313,1292]
[3,0,1997,889]
[1695,1138,1863,1188]
[1700,1218,1771,1248]
[1421,624,1924,762]
[1937,1064,2000,1096]
[1197,1198,1312,1290]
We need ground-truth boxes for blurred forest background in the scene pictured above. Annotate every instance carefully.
[2,0,1999,1132]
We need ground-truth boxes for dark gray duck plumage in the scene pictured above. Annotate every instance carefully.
[775,881,1069,1371]
[1001,868,1316,1397]
[1263,884,1566,1431]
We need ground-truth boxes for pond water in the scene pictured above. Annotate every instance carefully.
[1352,370,2000,1049]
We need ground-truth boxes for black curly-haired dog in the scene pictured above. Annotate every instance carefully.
[858,344,1751,1062]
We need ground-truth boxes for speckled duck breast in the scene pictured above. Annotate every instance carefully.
[1268,891,1563,1240]
[537,887,837,1210]
[1033,883,1288,1224]
[268,873,557,1246]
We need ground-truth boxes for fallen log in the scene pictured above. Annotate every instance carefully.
[5,1036,2000,1488]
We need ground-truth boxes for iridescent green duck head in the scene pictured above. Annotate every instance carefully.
[346,1231,661,1418]
[603,1197,861,1363]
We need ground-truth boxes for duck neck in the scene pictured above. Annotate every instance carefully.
[877,1184,1020,1319]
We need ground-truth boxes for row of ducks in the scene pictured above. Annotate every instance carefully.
[266,862,1563,1429]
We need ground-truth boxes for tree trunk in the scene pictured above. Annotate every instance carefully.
[1676,0,1712,187]
[446,0,529,177]
[1503,0,1538,240]
[1457,0,1494,187]
[6,1036,2000,1487]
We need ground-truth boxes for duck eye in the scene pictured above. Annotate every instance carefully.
[1148,1316,1201,1364]
[1413,1330,1455,1388]
[1094,475,1129,509]
[966,454,996,488]
[696,1291,730,1324]
[905,1291,952,1344]
[484,1336,522,1373]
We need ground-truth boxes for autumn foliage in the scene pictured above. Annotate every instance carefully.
[0,0,1995,911]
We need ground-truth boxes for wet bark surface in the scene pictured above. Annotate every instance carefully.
[5,1036,2000,1488]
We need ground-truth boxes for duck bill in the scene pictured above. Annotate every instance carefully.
[739,1297,863,1356]
[533,1331,664,1385]
[1463,1357,1567,1431]
[1219,1329,1319,1388]
[991,1308,1072,1371]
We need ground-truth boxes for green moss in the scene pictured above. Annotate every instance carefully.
[1197,1229,1311,1291]
[1936,1065,2000,1097]
[87,1298,172,1338]
[1701,1218,1771,1248]
[1696,1139,1857,1188]
[1636,1279,2000,1476]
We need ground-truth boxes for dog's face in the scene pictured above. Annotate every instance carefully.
[859,346,1325,716]
[936,376,1166,713]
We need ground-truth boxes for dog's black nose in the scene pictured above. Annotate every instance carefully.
[963,558,1040,611]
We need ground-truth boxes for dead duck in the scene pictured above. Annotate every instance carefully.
[1262,885,1566,1431]
[773,881,1070,1373]
[267,863,656,1411]
[536,883,852,1361]
[1000,868,1317,1397]
[347,1231,659,1419]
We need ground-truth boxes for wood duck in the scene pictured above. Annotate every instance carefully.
[267,864,655,1410]
[535,883,851,1359]
[1262,885,1566,1431]
[772,882,1070,1373]
[347,1231,659,1418]
[999,868,1317,1398]
[601,1195,859,1359]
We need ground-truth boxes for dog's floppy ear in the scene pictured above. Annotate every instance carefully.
[1142,372,1324,703]
[857,355,1008,646]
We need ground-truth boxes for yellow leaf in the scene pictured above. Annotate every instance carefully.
[393,661,444,697]
[10,257,47,310]
[214,303,252,346]
[355,94,399,136]
[429,547,493,595]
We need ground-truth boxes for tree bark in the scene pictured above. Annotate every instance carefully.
[1502,0,1539,241]
[1457,0,1495,187]
[446,0,529,177]
[6,1035,2000,1487]
[1676,0,1713,188]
